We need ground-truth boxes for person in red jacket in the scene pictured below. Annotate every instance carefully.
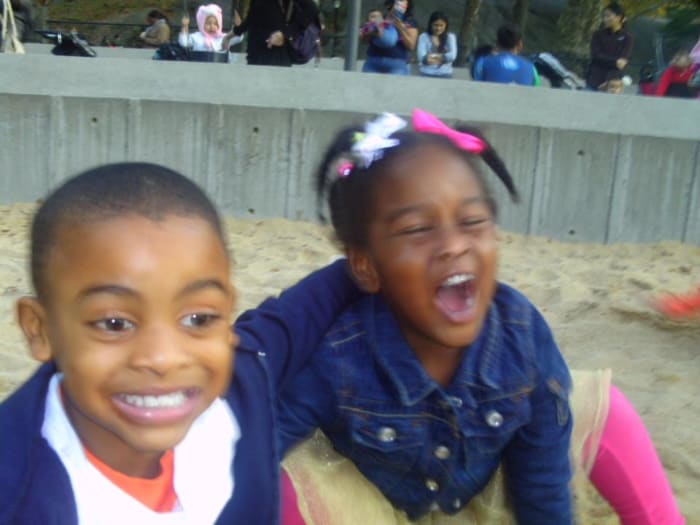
[655,50,698,98]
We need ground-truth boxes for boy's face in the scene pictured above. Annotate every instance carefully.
[18,214,236,476]
[349,144,498,360]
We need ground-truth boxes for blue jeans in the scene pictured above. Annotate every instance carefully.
[362,55,409,75]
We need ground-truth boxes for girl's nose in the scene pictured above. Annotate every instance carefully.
[436,224,471,259]
[129,323,192,375]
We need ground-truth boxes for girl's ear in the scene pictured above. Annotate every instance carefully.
[347,248,380,293]
[16,297,53,363]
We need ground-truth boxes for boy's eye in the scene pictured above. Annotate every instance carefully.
[399,224,432,235]
[461,217,493,230]
[93,317,135,333]
[181,313,221,328]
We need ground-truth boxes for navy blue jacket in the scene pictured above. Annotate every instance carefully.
[0,260,359,525]
[279,283,573,523]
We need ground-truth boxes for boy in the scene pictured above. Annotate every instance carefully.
[0,162,360,524]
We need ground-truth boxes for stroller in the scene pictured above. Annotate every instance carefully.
[35,29,97,57]
[531,52,585,89]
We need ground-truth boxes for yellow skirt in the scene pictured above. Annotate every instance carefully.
[282,369,612,525]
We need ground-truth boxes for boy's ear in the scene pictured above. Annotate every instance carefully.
[347,248,380,293]
[16,297,53,362]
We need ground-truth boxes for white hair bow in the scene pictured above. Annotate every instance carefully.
[350,113,407,168]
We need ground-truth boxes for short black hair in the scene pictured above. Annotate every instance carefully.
[496,23,521,51]
[30,162,226,301]
[315,124,519,249]
[147,9,167,20]
[604,2,625,19]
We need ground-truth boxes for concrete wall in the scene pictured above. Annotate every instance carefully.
[1,53,698,245]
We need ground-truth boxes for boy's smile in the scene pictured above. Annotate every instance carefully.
[349,144,498,372]
[19,214,236,477]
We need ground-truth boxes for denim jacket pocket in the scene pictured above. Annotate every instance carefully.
[345,411,425,473]
[467,394,531,455]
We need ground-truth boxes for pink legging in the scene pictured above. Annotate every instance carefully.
[282,385,685,525]
[590,385,685,525]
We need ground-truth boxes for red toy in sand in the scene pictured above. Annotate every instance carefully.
[653,286,700,319]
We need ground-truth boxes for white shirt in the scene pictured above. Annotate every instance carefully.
[42,374,240,525]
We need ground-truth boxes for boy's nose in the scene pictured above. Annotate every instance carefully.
[129,324,192,375]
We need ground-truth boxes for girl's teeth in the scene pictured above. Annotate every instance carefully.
[121,391,187,409]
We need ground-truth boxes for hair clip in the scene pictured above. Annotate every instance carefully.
[350,113,407,168]
[337,160,354,178]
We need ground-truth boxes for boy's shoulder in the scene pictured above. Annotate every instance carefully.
[493,281,539,319]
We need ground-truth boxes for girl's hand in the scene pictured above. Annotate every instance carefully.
[233,9,241,27]
[266,30,284,48]
[181,14,190,29]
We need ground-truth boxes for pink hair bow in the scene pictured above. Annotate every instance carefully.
[412,109,486,154]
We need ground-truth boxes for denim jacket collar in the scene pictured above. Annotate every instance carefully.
[362,292,510,408]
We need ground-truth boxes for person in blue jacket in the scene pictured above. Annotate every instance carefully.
[472,23,540,86]
[0,162,360,524]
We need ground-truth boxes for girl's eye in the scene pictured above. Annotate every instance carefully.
[461,217,492,230]
[400,224,432,235]
[181,313,221,328]
[93,317,135,333]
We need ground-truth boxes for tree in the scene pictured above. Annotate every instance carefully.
[556,0,603,56]
[456,0,482,66]
[513,0,529,32]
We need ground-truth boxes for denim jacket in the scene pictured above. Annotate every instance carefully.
[278,283,573,523]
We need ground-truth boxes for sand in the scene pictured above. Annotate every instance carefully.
[0,202,698,523]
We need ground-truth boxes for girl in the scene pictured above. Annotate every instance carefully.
[586,2,633,90]
[416,11,457,78]
[179,4,242,55]
[277,111,685,524]
[361,0,418,75]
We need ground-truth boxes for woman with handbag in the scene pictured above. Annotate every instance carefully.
[233,0,320,67]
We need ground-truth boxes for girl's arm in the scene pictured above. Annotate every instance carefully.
[503,309,574,524]
[178,15,191,48]
[416,33,429,64]
[443,32,457,65]
[234,259,363,391]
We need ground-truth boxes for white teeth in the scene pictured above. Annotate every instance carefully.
[122,391,187,409]
[443,274,474,287]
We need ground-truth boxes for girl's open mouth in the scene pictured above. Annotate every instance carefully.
[435,273,478,323]
[113,388,201,425]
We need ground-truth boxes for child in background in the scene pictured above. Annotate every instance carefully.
[599,69,626,94]
[179,3,243,54]
[654,49,698,98]
[0,162,361,524]
[360,8,398,50]
[416,11,457,78]
[277,111,685,524]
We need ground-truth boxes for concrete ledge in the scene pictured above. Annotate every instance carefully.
[1,53,698,244]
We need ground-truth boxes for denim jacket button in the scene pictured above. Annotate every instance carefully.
[453,498,462,509]
[377,426,397,443]
[425,479,440,492]
[429,502,440,512]
[434,445,450,460]
[485,410,504,428]
[448,396,463,408]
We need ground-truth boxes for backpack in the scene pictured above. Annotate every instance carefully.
[285,1,321,65]
[153,43,189,61]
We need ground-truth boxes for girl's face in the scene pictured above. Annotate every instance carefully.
[204,15,219,35]
[603,9,623,30]
[431,19,447,36]
[349,144,498,359]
